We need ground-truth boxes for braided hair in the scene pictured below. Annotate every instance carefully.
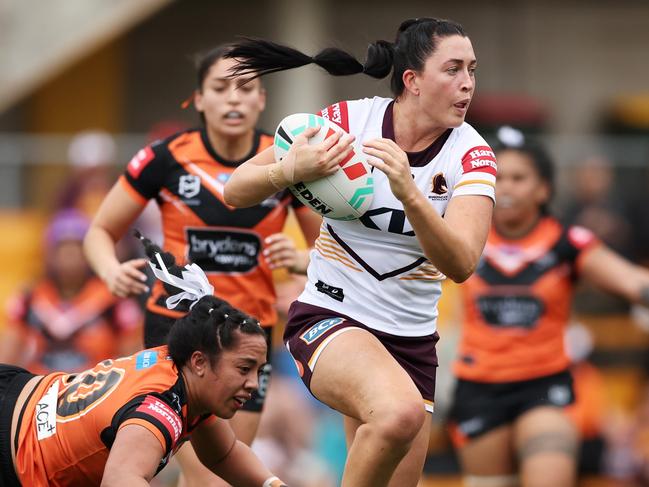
[135,231,266,367]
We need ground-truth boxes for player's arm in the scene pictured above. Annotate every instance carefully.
[101,424,163,487]
[84,181,149,297]
[579,244,649,304]
[363,138,493,282]
[190,417,285,486]
[410,193,492,282]
[224,127,350,208]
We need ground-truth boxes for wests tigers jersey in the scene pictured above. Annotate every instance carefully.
[298,97,496,337]
[121,128,306,326]
[454,217,600,382]
[15,346,214,486]
[5,277,142,374]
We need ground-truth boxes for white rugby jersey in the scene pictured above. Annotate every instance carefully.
[297,97,496,337]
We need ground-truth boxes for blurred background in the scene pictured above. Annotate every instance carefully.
[2,0,649,485]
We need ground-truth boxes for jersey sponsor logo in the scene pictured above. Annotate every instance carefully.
[461,146,497,176]
[359,207,415,236]
[36,381,59,440]
[300,317,345,344]
[136,350,158,370]
[315,280,344,302]
[320,102,349,131]
[178,174,201,199]
[477,295,545,329]
[186,228,261,273]
[136,395,183,444]
[127,146,155,179]
[57,360,125,420]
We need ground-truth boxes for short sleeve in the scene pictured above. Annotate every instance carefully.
[564,225,601,272]
[117,394,183,455]
[451,144,497,202]
[121,141,171,202]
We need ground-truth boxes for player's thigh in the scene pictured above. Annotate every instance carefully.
[457,424,516,478]
[309,327,422,421]
[514,406,577,487]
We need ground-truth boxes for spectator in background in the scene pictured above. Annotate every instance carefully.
[562,155,632,257]
[562,156,634,314]
[0,209,142,374]
[58,130,118,217]
[627,167,649,268]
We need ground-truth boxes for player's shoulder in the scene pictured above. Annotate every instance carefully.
[449,122,490,148]
[151,127,202,155]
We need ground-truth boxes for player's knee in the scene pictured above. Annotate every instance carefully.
[518,431,578,462]
[373,400,426,447]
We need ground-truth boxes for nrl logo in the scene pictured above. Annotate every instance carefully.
[178,174,201,199]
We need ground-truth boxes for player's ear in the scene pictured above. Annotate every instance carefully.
[189,351,209,378]
[193,90,204,113]
[402,69,420,96]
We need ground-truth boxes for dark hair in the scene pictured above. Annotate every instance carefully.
[494,127,555,214]
[134,231,266,367]
[168,295,266,368]
[195,44,232,91]
[225,18,466,97]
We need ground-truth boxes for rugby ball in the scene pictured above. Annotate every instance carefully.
[273,113,374,221]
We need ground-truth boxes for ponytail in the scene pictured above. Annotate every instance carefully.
[226,18,467,97]
[226,37,395,81]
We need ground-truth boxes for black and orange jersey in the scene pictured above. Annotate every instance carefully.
[15,346,213,486]
[120,128,307,326]
[454,217,600,383]
[5,277,142,375]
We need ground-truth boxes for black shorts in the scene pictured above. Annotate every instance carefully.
[0,364,36,487]
[144,310,273,413]
[448,370,575,445]
[285,301,439,412]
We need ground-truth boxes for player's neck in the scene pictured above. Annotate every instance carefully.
[392,99,446,152]
[205,126,255,162]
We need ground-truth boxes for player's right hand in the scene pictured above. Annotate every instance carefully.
[103,258,149,297]
[283,127,355,183]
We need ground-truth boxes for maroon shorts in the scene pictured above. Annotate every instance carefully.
[284,301,440,412]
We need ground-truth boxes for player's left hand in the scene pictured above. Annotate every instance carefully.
[363,138,417,202]
[263,233,305,273]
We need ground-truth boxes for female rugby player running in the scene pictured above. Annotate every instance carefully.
[223,18,496,487]
[0,243,286,487]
